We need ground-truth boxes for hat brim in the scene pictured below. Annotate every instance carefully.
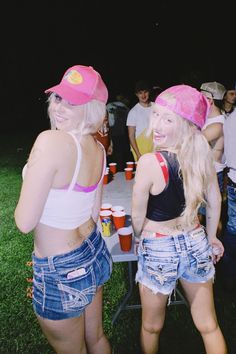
[45,84,91,105]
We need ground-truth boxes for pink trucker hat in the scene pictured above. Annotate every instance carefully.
[45,65,108,105]
[155,85,210,128]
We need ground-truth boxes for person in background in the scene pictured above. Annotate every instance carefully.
[14,65,112,354]
[199,81,226,236]
[106,93,132,170]
[222,105,236,293]
[222,84,236,117]
[132,85,227,354]
[94,110,113,156]
[126,80,153,161]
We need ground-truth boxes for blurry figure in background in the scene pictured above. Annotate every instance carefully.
[14,65,112,354]
[126,80,153,161]
[222,105,236,292]
[222,83,236,116]
[106,94,133,171]
[94,110,113,156]
[199,81,226,236]
[132,84,227,354]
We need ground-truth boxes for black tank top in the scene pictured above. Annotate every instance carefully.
[146,151,185,221]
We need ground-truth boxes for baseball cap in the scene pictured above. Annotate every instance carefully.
[155,85,210,129]
[45,65,108,105]
[200,81,226,100]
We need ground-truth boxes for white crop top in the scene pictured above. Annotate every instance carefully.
[22,131,106,230]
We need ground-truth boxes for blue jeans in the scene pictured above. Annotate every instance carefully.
[222,184,236,278]
[136,226,215,295]
[32,227,112,320]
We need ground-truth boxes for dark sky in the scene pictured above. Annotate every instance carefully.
[2,0,235,132]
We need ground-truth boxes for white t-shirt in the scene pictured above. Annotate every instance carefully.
[224,109,236,182]
[126,102,153,137]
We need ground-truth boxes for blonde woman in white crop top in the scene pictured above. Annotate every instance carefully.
[14,65,112,354]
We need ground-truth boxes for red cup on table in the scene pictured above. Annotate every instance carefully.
[124,168,133,180]
[103,171,109,185]
[109,162,117,174]
[112,211,126,230]
[118,226,133,252]
[101,203,112,211]
[126,161,134,169]
[111,205,125,213]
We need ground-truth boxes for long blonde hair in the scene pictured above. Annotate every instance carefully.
[149,112,215,224]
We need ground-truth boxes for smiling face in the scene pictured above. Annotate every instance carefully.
[151,104,179,149]
[48,94,85,131]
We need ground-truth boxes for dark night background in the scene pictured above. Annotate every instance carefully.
[1,0,235,133]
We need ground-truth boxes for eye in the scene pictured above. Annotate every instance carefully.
[54,94,62,102]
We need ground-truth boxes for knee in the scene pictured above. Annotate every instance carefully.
[142,319,164,335]
[194,317,219,335]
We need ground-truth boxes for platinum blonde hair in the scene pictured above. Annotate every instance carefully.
[47,94,106,135]
[148,109,215,225]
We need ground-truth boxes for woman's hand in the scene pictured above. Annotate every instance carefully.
[210,238,224,264]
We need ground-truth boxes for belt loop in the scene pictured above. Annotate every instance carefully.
[173,236,181,253]
[48,256,56,271]
[184,233,191,250]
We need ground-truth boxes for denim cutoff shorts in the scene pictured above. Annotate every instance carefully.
[135,226,215,295]
[32,226,112,320]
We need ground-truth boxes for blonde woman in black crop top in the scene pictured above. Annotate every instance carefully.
[132,85,227,354]
[14,65,112,354]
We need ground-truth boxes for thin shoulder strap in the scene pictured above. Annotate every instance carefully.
[67,131,82,192]
[155,152,169,183]
[96,141,107,184]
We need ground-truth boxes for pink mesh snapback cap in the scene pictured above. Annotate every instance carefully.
[45,65,108,105]
[155,85,210,128]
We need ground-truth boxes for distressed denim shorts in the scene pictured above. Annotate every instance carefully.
[32,226,112,320]
[135,226,215,295]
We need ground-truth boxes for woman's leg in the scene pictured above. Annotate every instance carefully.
[36,314,87,354]
[139,283,168,354]
[85,286,111,354]
[180,279,227,354]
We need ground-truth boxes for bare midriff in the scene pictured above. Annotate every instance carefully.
[34,217,96,258]
[142,215,200,237]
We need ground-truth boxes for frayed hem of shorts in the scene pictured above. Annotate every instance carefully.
[136,279,173,296]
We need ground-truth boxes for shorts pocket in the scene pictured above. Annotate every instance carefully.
[144,254,179,286]
[191,243,213,277]
[57,265,96,312]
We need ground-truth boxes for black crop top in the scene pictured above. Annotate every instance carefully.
[146,151,185,221]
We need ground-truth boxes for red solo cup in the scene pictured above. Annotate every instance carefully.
[109,162,117,174]
[111,205,125,213]
[112,211,126,230]
[126,161,134,169]
[101,203,112,211]
[124,168,133,180]
[99,210,112,222]
[103,172,109,185]
[118,226,133,252]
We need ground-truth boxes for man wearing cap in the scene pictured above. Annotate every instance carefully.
[199,82,226,235]
[222,101,236,292]
[126,80,153,161]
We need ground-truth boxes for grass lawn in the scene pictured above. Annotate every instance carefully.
[1,131,236,354]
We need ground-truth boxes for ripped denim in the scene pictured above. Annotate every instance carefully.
[135,226,215,295]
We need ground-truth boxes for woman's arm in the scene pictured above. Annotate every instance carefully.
[131,154,155,237]
[91,181,103,224]
[14,131,58,233]
[202,122,223,143]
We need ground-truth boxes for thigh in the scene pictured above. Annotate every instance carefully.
[180,279,217,326]
[84,286,104,343]
[139,283,168,328]
[37,314,86,354]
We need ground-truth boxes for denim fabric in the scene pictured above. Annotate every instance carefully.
[226,185,236,233]
[136,226,215,295]
[32,226,112,320]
